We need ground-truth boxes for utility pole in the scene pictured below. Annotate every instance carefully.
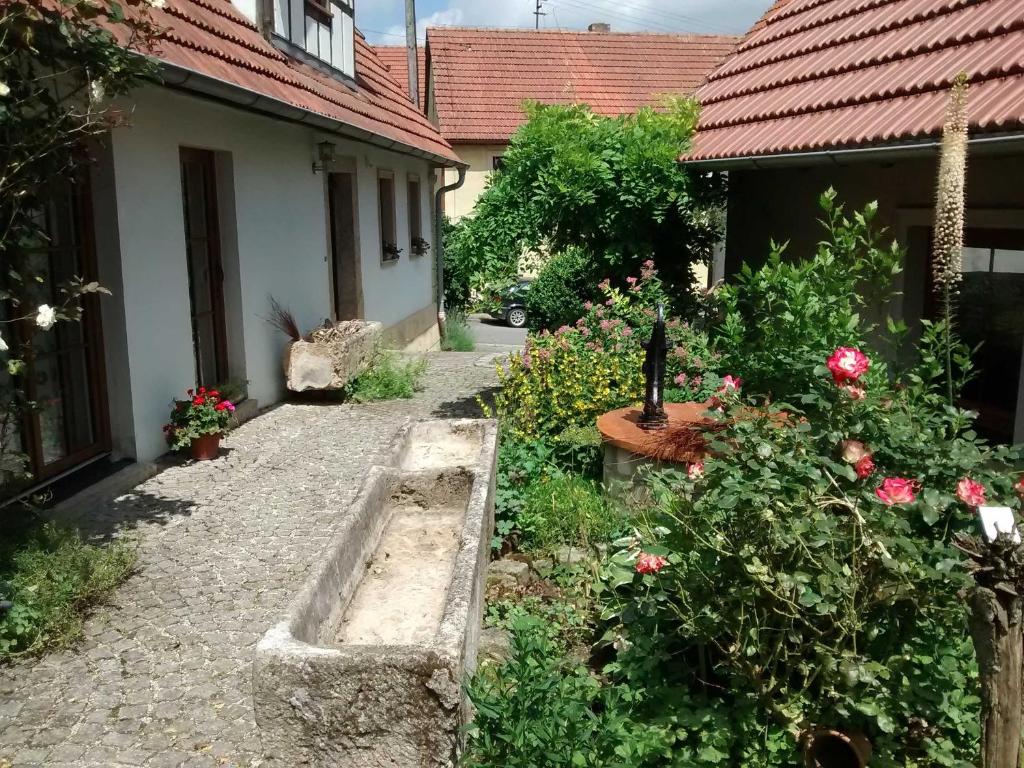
[534,0,546,29]
[405,0,419,108]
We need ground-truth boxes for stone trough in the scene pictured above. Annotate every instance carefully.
[253,419,498,768]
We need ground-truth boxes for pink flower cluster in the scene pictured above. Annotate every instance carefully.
[635,553,668,575]
[826,347,870,400]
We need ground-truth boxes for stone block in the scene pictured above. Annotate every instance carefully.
[284,320,382,392]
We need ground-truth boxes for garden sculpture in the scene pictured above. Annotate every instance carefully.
[639,303,669,430]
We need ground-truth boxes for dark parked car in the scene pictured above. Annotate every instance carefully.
[489,279,531,328]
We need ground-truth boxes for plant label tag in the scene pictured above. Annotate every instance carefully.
[977,506,1021,544]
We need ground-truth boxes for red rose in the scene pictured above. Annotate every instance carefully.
[635,553,668,575]
[875,477,918,506]
[827,347,870,385]
[955,477,986,507]
[855,455,875,479]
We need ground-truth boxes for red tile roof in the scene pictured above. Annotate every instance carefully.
[685,0,1024,164]
[426,27,739,144]
[127,0,459,164]
[374,46,427,112]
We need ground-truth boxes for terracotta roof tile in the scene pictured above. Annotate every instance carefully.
[374,46,427,112]
[126,0,458,163]
[684,0,1024,162]
[426,27,739,144]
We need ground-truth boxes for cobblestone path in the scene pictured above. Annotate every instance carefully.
[0,352,502,768]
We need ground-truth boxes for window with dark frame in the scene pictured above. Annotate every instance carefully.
[272,0,355,78]
[407,175,424,255]
[492,155,505,171]
[378,172,399,262]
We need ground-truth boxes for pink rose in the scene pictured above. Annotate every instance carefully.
[955,477,986,507]
[718,375,742,393]
[827,347,870,385]
[635,553,668,575]
[687,461,704,480]
[855,455,875,479]
[875,477,919,506]
[844,385,867,401]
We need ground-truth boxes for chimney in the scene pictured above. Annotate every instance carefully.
[588,22,611,32]
[405,0,420,108]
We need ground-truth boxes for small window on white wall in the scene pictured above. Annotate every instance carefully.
[379,171,399,263]
[271,0,355,78]
[408,175,427,256]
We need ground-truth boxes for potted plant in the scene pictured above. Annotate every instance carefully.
[411,236,431,256]
[163,386,235,461]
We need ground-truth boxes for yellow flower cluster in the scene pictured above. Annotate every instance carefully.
[490,339,645,442]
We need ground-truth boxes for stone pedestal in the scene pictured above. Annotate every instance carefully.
[597,402,709,492]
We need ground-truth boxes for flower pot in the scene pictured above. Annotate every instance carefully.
[189,433,222,461]
[804,730,872,768]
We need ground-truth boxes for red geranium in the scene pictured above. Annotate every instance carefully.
[635,553,668,575]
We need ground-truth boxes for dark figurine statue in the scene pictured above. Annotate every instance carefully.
[639,303,669,430]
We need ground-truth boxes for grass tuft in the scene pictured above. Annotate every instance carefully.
[441,311,475,352]
[345,349,427,402]
[1,524,137,661]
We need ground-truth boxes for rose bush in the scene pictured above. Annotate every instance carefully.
[596,253,1022,766]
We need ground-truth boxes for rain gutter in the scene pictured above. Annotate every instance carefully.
[433,165,467,332]
[680,132,1024,171]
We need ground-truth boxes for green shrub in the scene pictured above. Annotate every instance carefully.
[490,264,719,445]
[0,524,137,659]
[493,438,555,551]
[441,311,475,352]
[525,247,595,331]
[345,350,426,402]
[518,474,621,552]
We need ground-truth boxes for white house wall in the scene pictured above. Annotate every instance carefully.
[101,86,437,463]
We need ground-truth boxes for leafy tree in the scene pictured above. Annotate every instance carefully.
[446,99,726,317]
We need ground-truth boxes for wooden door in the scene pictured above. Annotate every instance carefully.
[180,148,228,387]
[328,171,361,320]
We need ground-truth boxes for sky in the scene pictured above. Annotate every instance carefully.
[359,0,775,44]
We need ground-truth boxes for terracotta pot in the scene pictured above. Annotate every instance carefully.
[804,730,872,768]
[189,433,222,461]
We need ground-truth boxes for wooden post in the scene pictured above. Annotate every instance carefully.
[954,530,1024,767]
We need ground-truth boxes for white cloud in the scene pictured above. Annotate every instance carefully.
[363,0,772,44]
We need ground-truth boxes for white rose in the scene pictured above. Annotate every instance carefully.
[0,82,9,98]
[0,332,7,352]
[35,304,57,330]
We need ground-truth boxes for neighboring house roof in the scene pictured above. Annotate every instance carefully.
[684,0,1024,165]
[131,0,460,164]
[374,46,427,112]
[426,26,739,144]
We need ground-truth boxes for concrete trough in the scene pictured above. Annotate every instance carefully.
[254,419,498,768]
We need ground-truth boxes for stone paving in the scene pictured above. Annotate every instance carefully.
[0,352,502,768]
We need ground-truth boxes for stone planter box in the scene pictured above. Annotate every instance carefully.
[253,419,498,767]
[285,320,382,392]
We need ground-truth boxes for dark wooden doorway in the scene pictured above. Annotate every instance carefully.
[180,148,228,387]
[328,171,361,320]
[11,176,111,484]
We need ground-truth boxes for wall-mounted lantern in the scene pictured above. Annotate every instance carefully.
[312,141,336,174]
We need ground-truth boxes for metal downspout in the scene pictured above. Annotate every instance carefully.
[434,165,467,333]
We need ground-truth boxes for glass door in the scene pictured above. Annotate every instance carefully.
[180,149,228,387]
[16,178,110,483]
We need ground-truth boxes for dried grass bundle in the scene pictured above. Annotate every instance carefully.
[265,295,302,341]
[643,420,723,464]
